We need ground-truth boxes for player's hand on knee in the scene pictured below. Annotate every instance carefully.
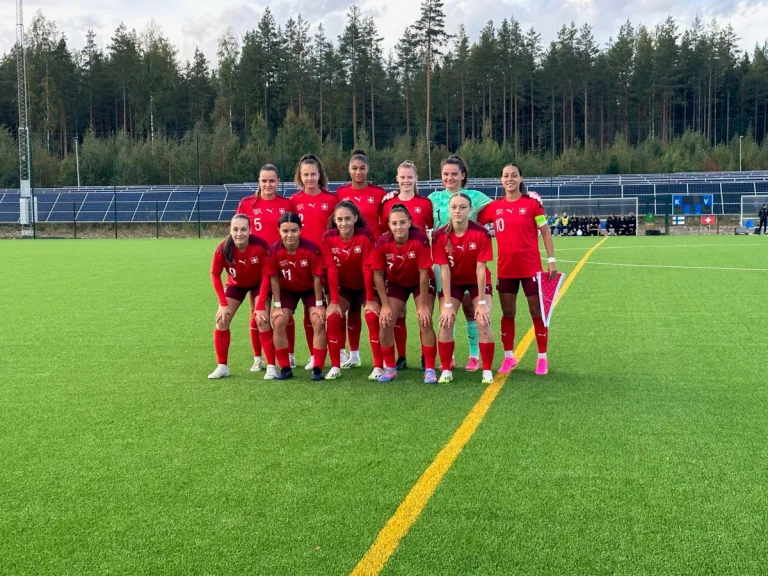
[216,305,232,326]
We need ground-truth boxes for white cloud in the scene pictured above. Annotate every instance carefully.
[0,0,766,66]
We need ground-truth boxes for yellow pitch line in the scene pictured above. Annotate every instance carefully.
[349,237,608,576]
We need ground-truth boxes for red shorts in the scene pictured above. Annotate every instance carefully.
[442,282,493,302]
[339,286,367,308]
[281,289,322,313]
[385,280,436,303]
[496,277,538,297]
[224,284,261,303]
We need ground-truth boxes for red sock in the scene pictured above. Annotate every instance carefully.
[249,315,262,357]
[327,313,342,368]
[382,345,396,369]
[347,306,362,351]
[501,317,516,352]
[422,345,436,370]
[214,329,231,365]
[438,341,455,371]
[275,347,290,370]
[479,342,495,370]
[532,316,549,354]
[340,314,347,351]
[303,313,314,355]
[365,311,383,368]
[259,329,276,366]
[287,317,296,354]
[313,347,327,370]
[394,317,407,359]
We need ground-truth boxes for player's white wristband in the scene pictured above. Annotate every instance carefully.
[274,302,282,308]
[443,302,453,308]
[316,300,325,307]
[477,300,487,305]
[547,257,556,264]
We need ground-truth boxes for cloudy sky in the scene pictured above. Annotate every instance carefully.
[1,0,766,66]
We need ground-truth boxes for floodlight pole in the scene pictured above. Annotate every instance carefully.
[739,135,743,172]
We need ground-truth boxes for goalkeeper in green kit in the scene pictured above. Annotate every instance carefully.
[428,156,493,371]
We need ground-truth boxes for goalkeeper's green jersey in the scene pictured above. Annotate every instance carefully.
[429,189,493,229]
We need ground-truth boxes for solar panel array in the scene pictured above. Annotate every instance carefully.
[2,171,768,224]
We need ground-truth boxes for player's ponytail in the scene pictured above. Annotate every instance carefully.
[295,154,329,191]
[224,214,251,264]
[328,200,369,232]
[441,155,469,188]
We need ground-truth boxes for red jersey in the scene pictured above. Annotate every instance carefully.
[211,235,270,306]
[236,194,293,246]
[263,238,324,294]
[381,194,434,233]
[432,221,493,286]
[371,229,433,288]
[290,191,339,245]
[336,183,387,238]
[321,228,376,302]
[478,195,547,279]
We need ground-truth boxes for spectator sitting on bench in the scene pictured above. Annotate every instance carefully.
[588,214,601,236]
[627,212,636,236]
[559,212,569,236]
[606,213,617,236]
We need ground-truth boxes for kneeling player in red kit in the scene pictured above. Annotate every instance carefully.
[209,214,271,379]
[255,213,328,381]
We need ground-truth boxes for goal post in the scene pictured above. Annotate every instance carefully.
[740,195,768,228]
[539,197,639,236]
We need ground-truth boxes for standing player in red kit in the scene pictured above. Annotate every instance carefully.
[335,150,386,369]
[432,194,496,384]
[235,164,293,372]
[289,154,338,371]
[209,214,273,379]
[380,161,434,370]
[478,163,557,376]
[321,201,381,380]
[372,205,438,384]
[255,212,328,381]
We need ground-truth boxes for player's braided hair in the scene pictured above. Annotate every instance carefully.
[257,164,280,199]
[327,200,369,232]
[444,193,472,257]
[294,154,329,191]
[441,155,469,188]
[223,214,251,264]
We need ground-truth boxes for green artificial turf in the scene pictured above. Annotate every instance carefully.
[1,235,766,575]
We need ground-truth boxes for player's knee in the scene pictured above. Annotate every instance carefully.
[256,316,271,331]
[272,314,287,330]
[479,325,493,341]
[310,311,325,330]
[501,309,515,319]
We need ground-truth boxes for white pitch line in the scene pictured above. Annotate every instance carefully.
[554,260,768,272]
[543,242,768,253]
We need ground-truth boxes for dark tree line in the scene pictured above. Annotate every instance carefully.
[1,3,768,187]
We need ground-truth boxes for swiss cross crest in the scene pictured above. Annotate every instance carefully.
[300,259,308,267]
[469,243,476,250]
[353,246,362,254]
[331,248,340,254]
[414,207,422,213]
[367,196,375,204]
[297,204,304,210]
[321,203,329,210]
[496,209,504,215]
[279,208,286,214]
[407,251,416,259]
[386,254,395,261]
[254,208,262,215]
[519,208,527,215]
[250,257,259,264]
